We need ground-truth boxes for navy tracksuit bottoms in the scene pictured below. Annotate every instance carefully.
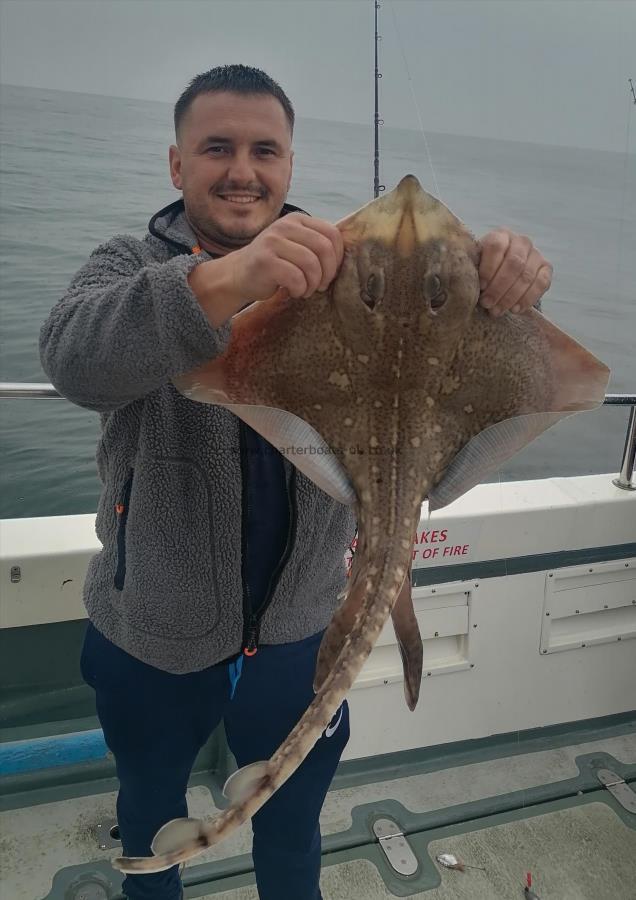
[80,622,349,900]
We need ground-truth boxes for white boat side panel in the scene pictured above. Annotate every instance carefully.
[0,514,99,629]
[345,562,636,760]
[0,474,634,629]
[415,474,635,570]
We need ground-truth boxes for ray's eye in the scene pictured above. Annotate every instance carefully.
[424,273,447,311]
[362,270,385,310]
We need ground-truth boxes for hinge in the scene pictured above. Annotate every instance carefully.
[596,768,636,813]
[373,817,418,876]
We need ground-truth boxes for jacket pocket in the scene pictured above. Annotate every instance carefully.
[114,468,134,590]
[117,456,221,639]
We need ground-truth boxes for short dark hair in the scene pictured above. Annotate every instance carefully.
[174,64,295,140]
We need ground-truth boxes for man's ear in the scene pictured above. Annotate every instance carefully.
[287,149,294,192]
[169,145,182,190]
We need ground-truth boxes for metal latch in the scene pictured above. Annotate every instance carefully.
[373,817,418,876]
[596,768,636,813]
[95,818,121,850]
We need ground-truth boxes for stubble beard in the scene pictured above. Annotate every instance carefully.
[188,197,282,251]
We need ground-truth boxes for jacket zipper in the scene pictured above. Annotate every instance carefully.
[239,422,298,656]
[247,466,298,652]
[239,423,255,652]
[114,468,134,590]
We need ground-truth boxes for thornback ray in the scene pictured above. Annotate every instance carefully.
[112,174,609,874]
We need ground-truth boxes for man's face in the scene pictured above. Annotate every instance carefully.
[169,91,294,253]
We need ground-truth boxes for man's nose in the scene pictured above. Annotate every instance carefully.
[225,150,258,184]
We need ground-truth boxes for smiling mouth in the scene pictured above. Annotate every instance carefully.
[217,194,261,205]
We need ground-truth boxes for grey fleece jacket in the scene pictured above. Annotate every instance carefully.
[40,200,357,674]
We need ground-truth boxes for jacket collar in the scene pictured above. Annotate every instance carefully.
[147,197,308,257]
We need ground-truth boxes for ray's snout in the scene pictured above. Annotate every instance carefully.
[338,173,472,262]
[390,176,429,258]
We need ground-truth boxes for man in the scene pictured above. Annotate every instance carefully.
[40,65,552,900]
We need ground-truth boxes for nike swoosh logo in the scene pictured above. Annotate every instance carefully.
[324,705,344,738]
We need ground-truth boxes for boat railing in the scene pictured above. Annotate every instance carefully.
[0,383,634,491]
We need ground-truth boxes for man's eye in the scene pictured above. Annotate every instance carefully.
[256,147,275,156]
[206,146,226,155]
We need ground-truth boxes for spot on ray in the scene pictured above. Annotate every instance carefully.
[442,375,461,393]
[328,371,351,389]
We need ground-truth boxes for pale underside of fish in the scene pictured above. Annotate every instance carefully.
[112,175,609,873]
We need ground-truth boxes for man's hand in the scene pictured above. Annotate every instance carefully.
[229,213,344,303]
[189,213,344,328]
[478,229,553,317]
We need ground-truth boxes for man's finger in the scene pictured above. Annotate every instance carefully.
[272,242,322,297]
[509,263,553,313]
[480,233,533,308]
[276,216,343,291]
[298,216,345,268]
[490,248,547,314]
[477,230,511,293]
[270,258,309,299]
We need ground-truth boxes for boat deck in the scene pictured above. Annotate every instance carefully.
[2,474,634,898]
[2,714,635,899]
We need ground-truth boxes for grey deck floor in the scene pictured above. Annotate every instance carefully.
[206,803,636,900]
[1,727,635,899]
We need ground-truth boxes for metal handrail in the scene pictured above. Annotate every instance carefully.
[0,382,63,399]
[1,383,634,489]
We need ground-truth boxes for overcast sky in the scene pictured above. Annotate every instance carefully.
[1,0,635,153]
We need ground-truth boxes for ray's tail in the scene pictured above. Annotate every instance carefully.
[111,536,412,875]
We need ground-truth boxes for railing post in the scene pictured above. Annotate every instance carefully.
[613,405,636,491]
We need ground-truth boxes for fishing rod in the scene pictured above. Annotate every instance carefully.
[629,78,636,105]
[373,0,385,198]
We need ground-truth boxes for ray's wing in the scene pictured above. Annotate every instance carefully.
[173,289,357,506]
[223,402,355,505]
[428,307,609,512]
